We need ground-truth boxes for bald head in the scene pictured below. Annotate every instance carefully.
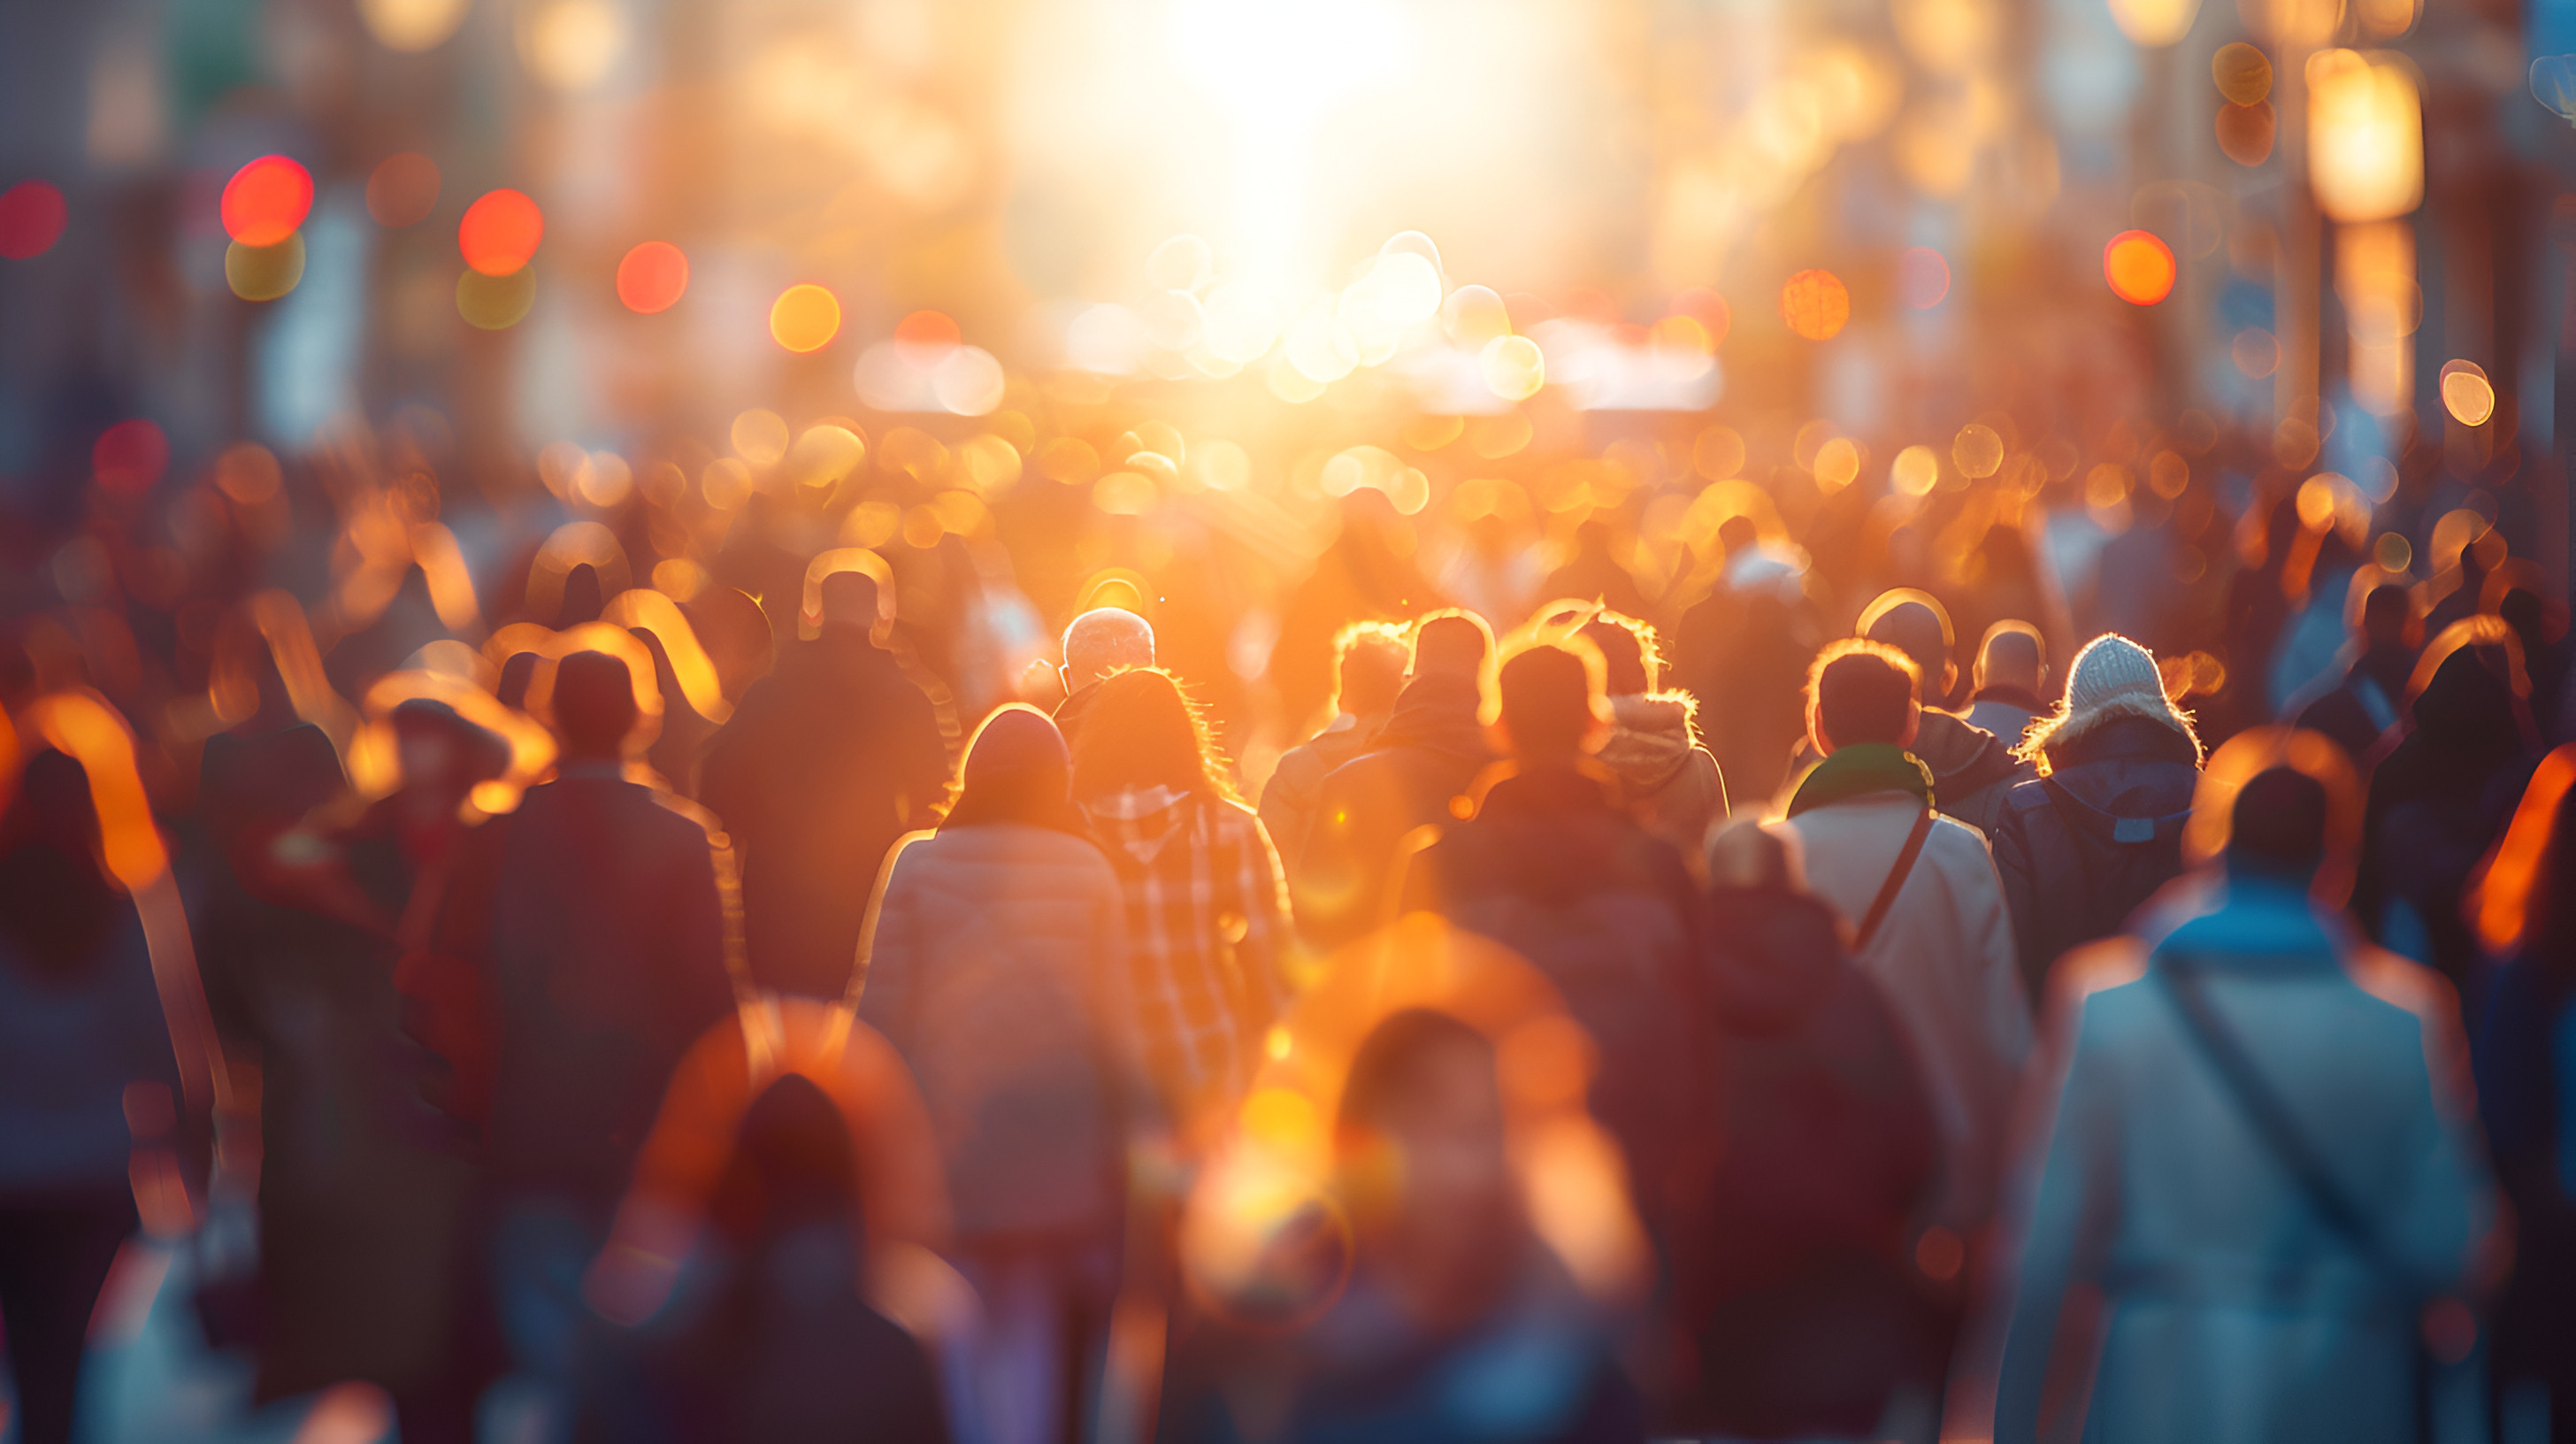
[1974,622,2044,696]
[1861,595,1956,704]
[1061,608,1154,693]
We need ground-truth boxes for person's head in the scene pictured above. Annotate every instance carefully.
[2407,617,2534,755]
[2181,726,2363,905]
[709,1072,859,1250]
[2018,634,2202,771]
[0,749,119,974]
[1577,612,1660,697]
[1496,641,1607,762]
[1805,639,1920,756]
[390,698,510,805]
[1330,620,1410,720]
[1858,589,1958,706]
[1336,1009,1521,1316]
[2225,766,2333,887]
[2358,581,2419,651]
[1059,607,1155,695]
[1067,667,1235,803]
[550,650,639,761]
[1973,620,2045,698]
[1407,611,1494,685]
[495,650,541,711]
[818,570,879,634]
[940,704,1084,834]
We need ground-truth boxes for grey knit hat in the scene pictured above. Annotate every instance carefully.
[2019,634,2202,765]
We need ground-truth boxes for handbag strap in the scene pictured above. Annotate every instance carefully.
[2155,958,2424,1295]
[1852,807,1936,951]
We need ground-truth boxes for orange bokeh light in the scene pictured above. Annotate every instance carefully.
[459,188,544,276]
[221,156,313,248]
[770,283,842,353]
[616,241,689,314]
[365,152,441,227]
[1780,269,1851,341]
[2104,230,2177,306]
[893,310,962,348]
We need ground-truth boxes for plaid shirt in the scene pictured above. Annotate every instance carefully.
[1082,786,1292,1114]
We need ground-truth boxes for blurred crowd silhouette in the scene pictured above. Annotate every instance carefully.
[4,394,2575,1444]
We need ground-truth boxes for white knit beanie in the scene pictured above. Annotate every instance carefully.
[2022,633,2202,763]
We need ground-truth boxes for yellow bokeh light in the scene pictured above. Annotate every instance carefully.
[455,263,535,329]
[225,234,306,303]
[1479,334,1545,401]
[1814,437,1861,491]
[731,410,790,465]
[1952,423,2005,479]
[1891,444,1940,495]
[769,283,841,353]
[2308,50,2422,224]
[1693,426,1745,481]
[786,425,867,490]
[2440,360,2496,426]
[2213,42,2273,104]
[357,0,470,51]
[1443,284,1511,346]
[518,0,625,92]
[2108,0,2202,46]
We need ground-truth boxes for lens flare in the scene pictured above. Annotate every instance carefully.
[222,156,314,248]
[770,284,841,353]
[616,241,688,313]
[2103,230,2176,305]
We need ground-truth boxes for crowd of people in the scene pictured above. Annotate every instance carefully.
[2,393,2573,1444]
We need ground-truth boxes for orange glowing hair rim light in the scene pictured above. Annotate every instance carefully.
[2467,743,2576,956]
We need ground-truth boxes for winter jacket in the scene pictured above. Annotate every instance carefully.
[700,629,949,997]
[856,822,1137,1241]
[1782,710,2029,841]
[1962,686,2043,750]
[1989,716,2199,1001]
[1259,713,1384,885]
[1683,884,1944,1439]
[1595,694,1729,859]
[1296,674,1495,949]
[1992,879,2497,1444]
[2288,642,2414,765]
[1407,762,1708,1234]
[2472,951,2576,1415]
[1772,785,2029,1231]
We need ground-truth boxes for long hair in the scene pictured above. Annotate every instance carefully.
[1067,667,1242,804]
[935,704,1088,835]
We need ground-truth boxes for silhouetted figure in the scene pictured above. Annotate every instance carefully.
[1539,519,1652,622]
[1069,668,1291,1119]
[1406,641,1707,1244]
[1992,753,2497,1444]
[1260,619,1408,880]
[0,750,178,1444]
[1773,641,2028,1236]
[1990,636,2202,1000]
[1675,520,1820,803]
[1962,621,2048,746]
[1579,612,1728,859]
[2288,581,2419,763]
[575,1072,950,1444]
[1296,612,1497,949]
[433,650,736,1427]
[858,705,1139,1444]
[1681,821,1942,1440]
[701,572,947,997]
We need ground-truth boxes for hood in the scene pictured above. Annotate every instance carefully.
[1373,672,1493,763]
[2035,718,2198,844]
[1911,710,2020,797]
[1705,885,1849,1035]
[1597,694,1698,792]
[2411,647,2526,758]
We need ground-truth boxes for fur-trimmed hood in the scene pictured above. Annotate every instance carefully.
[1598,692,1700,793]
[2025,693,2201,773]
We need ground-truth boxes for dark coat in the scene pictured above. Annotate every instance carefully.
[1682,884,1944,1439]
[1988,717,2198,1001]
[1292,674,1494,949]
[700,629,948,997]
[1405,763,1707,1229]
[2289,641,2414,765]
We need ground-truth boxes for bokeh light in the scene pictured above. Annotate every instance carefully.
[2108,0,2202,46]
[616,241,688,313]
[1146,234,1214,293]
[459,188,544,276]
[2440,359,2496,426]
[1890,443,1940,495]
[769,283,841,353]
[2213,42,2273,104]
[357,0,471,50]
[226,234,308,301]
[731,410,790,465]
[1813,437,1860,491]
[365,153,441,227]
[1478,335,1545,401]
[93,419,170,495]
[1898,247,1951,309]
[0,180,69,259]
[2103,230,2176,305]
[1780,268,1850,340]
[221,156,314,248]
[2308,49,2422,224]
[2216,103,2276,165]
[1952,423,2005,478]
[1443,285,1511,346]
[519,0,626,92]
[456,265,536,329]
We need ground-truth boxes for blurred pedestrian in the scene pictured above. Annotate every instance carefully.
[1991,738,2499,1444]
[1260,620,1408,879]
[2288,580,2420,764]
[1578,611,1729,860]
[1070,668,1292,1121]
[701,570,947,997]
[1961,622,2048,746]
[857,704,1142,1444]
[1989,635,2203,1001]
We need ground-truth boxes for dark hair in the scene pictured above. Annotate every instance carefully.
[1068,667,1239,803]
[709,1071,857,1246]
[1809,639,1919,749]
[552,650,639,756]
[1499,643,1598,758]
[939,705,1087,835]
[0,749,122,976]
[1409,613,1493,682]
[1331,621,1410,718]
[1338,1008,1495,1143]
[1578,613,1657,696]
[2228,766,2329,879]
[391,698,511,786]
[2359,582,2413,642]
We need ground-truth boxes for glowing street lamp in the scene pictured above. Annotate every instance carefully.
[2307,50,2422,224]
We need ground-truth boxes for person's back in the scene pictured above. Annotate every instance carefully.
[700,572,947,996]
[1962,621,2049,749]
[1261,620,1408,879]
[1994,752,2496,1444]
[1773,641,2029,1233]
[1581,613,1729,859]
[2290,580,2418,763]
[1989,635,2202,998]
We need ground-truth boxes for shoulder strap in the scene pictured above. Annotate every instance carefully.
[1852,807,1936,951]
[2155,958,2422,1294]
